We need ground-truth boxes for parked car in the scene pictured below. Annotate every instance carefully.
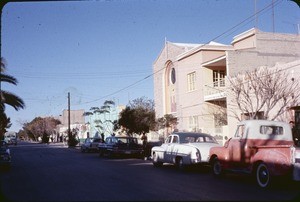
[81,137,102,153]
[98,136,143,158]
[151,132,220,170]
[0,140,11,169]
[4,131,17,145]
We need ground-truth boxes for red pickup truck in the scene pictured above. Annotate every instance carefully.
[209,120,300,188]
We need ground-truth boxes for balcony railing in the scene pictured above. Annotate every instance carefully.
[204,79,226,101]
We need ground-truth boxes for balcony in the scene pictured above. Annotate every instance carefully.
[204,79,226,101]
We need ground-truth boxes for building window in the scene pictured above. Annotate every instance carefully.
[170,68,176,84]
[213,70,226,87]
[187,72,196,92]
[171,95,176,112]
[241,111,264,120]
[189,116,198,132]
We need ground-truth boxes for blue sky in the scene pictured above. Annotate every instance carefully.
[1,0,300,132]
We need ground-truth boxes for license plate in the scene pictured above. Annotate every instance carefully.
[125,151,131,154]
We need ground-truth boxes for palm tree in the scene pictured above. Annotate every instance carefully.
[0,57,25,137]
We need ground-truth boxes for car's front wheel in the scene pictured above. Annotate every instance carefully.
[256,163,270,188]
[152,152,163,167]
[175,157,185,170]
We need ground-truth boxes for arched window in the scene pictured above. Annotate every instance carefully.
[170,68,176,84]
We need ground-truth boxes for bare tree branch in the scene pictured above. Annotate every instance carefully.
[227,66,300,121]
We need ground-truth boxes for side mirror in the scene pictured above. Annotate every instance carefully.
[224,136,228,141]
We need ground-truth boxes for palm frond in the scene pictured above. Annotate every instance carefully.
[0,73,18,85]
[83,112,93,116]
[1,90,25,110]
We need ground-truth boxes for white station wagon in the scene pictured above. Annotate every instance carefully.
[151,132,220,169]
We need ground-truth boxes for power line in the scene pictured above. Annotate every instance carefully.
[5,0,285,109]
[78,0,282,104]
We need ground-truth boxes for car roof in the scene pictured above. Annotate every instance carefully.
[172,132,212,137]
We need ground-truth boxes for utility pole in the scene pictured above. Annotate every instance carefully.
[68,92,71,143]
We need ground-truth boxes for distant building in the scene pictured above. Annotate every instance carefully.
[59,109,85,125]
[56,109,87,143]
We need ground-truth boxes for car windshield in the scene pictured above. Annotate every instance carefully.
[178,133,217,143]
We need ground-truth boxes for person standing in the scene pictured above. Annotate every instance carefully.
[141,133,148,160]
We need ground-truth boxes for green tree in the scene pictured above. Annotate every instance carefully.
[67,128,79,147]
[156,114,178,137]
[23,116,61,142]
[0,57,25,138]
[114,96,156,137]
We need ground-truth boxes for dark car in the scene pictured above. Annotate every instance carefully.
[0,140,11,169]
[81,137,103,153]
[98,136,143,158]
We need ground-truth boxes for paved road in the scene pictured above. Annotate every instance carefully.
[1,141,300,201]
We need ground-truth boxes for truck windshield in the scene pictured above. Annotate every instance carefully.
[235,125,245,138]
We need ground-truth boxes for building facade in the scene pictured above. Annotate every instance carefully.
[153,28,300,143]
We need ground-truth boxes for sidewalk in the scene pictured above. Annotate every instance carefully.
[45,142,81,149]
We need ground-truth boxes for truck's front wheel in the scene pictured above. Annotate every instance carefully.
[212,157,223,177]
[256,163,270,188]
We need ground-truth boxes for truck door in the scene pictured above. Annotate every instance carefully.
[229,125,247,168]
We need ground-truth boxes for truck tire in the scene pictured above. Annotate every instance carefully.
[212,157,223,177]
[256,163,270,188]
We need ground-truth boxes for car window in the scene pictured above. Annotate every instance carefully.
[260,125,283,136]
[172,136,179,143]
[105,138,111,144]
[111,138,118,143]
[196,137,204,142]
[93,138,101,143]
[166,136,172,143]
[204,136,217,143]
[184,136,195,143]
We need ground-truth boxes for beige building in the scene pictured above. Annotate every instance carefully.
[57,109,87,142]
[153,28,300,143]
